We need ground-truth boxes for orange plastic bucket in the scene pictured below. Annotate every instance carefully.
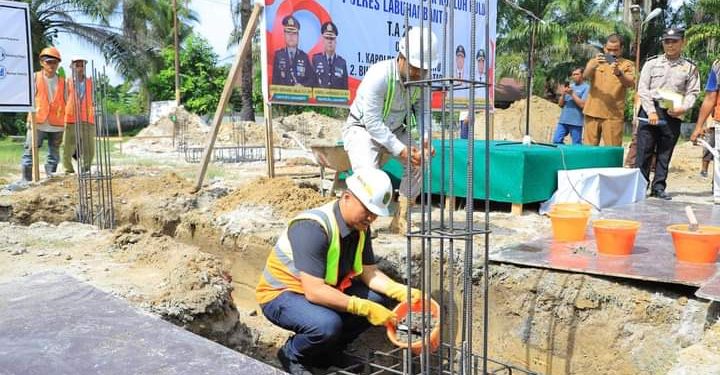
[551,202,592,214]
[386,299,440,354]
[667,224,720,264]
[593,219,641,256]
[548,211,590,242]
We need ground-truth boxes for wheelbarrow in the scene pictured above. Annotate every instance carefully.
[310,144,352,196]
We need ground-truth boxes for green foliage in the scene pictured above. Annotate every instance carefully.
[148,34,227,115]
[497,0,626,94]
[0,114,27,137]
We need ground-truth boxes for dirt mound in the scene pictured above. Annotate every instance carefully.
[0,177,77,225]
[124,107,208,153]
[276,112,344,147]
[218,121,293,148]
[474,96,561,142]
[214,177,331,218]
[112,224,232,319]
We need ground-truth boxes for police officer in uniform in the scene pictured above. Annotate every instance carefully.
[272,15,314,86]
[313,21,348,89]
[476,49,486,81]
[455,45,465,79]
[636,28,700,200]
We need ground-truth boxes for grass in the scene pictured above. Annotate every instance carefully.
[0,138,25,177]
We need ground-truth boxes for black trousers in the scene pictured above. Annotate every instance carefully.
[636,106,682,192]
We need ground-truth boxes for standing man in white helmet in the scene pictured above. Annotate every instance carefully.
[343,27,439,234]
[256,168,422,375]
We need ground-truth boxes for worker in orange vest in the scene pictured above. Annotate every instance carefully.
[20,47,65,181]
[63,56,95,174]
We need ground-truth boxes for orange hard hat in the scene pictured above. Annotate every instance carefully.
[39,47,61,61]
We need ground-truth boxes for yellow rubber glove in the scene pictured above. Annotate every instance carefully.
[385,281,422,303]
[347,296,397,326]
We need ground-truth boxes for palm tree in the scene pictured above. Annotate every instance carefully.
[28,0,118,64]
[685,0,720,59]
[496,0,627,93]
[229,0,256,121]
[107,0,198,105]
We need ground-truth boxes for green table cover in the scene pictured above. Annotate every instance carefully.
[382,140,623,204]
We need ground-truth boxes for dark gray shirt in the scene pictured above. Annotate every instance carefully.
[288,202,375,280]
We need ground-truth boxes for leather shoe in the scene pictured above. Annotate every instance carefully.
[650,190,672,200]
[277,347,313,375]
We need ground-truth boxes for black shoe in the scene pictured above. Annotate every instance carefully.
[650,190,672,200]
[277,348,314,375]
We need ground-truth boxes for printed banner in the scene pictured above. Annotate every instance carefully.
[0,0,34,112]
[261,0,497,109]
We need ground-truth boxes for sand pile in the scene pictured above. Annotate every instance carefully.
[213,177,332,218]
[474,96,561,142]
[124,107,209,153]
[276,112,344,148]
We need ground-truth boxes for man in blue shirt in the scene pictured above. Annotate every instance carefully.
[552,68,590,145]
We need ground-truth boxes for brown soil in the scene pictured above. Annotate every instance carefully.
[213,176,332,218]
[2,105,720,374]
[473,96,562,142]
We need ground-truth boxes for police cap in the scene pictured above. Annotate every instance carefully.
[321,21,338,38]
[282,15,300,33]
[476,49,486,60]
[455,45,465,57]
[662,27,684,40]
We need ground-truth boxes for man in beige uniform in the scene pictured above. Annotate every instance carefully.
[582,34,635,146]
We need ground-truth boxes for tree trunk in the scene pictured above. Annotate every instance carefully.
[239,0,255,121]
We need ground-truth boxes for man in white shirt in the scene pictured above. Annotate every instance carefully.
[342,27,438,233]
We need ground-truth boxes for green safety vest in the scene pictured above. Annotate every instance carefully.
[383,63,421,135]
[268,202,365,288]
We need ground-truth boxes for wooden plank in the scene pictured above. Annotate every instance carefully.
[264,102,275,178]
[511,203,523,216]
[193,3,262,192]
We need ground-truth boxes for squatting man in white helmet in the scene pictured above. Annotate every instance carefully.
[256,168,422,375]
[343,27,438,234]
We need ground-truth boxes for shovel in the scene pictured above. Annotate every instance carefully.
[685,205,699,232]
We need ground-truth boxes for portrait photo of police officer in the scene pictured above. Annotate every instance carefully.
[312,21,348,89]
[476,49,486,81]
[272,15,314,86]
[455,45,465,79]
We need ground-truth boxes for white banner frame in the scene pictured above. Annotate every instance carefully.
[0,0,34,112]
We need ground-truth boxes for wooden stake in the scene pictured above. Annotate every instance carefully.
[29,113,39,181]
[264,102,275,178]
[193,3,262,192]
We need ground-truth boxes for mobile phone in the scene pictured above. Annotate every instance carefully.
[604,53,617,64]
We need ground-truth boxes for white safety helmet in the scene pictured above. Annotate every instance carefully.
[399,27,439,70]
[70,56,87,64]
[346,168,393,217]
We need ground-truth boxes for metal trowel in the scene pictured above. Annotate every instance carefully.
[685,205,699,232]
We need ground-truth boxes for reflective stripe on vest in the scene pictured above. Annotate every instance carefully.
[65,78,95,124]
[34,72,66,126]
[383,63,420,131]
[266,201,365,289]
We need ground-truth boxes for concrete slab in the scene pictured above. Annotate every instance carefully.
[0,272,284,375]
[492,200,720,300]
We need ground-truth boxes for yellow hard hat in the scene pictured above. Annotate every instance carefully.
[39,47,61,61]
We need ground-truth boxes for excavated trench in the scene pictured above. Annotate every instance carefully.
[2,173,720,374]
